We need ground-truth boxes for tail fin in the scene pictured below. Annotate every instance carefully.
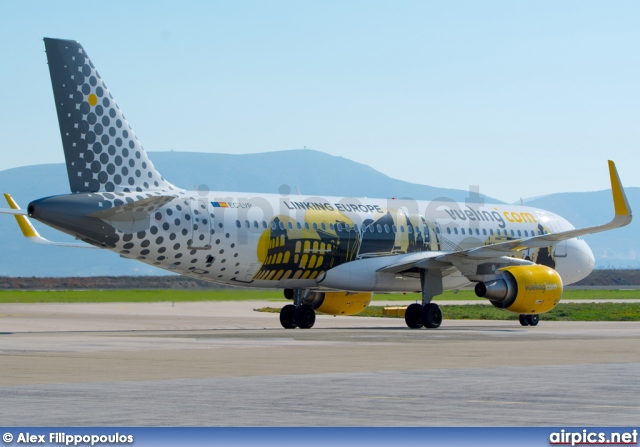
[43,38,177,194]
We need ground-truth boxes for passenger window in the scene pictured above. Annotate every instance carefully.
[376,224,382,233]
[446,227,451,234]
[392,225,397,233]
[236,220,241,228]
[271,221,276,230]
[288,222,293,230]
[321,222,326,231]
[408,226,413,234]
[253,221,259,228]
[517,230,521,237]
[337,223,343,231]
[510,230,514,236]
[329,223,334,231]
[483,229,487,235]
[296,222,301,230]
[490,229,494,236]
[400,226,405,233]
[245,220,250,228]
[384,224,390,233]
[454,228,458,235]
[305,222,310,230]
[279,222,285,230]
[461,228,465,235]
[313,222,318,231]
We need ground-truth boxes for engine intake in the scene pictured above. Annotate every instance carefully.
[475,265,563,314]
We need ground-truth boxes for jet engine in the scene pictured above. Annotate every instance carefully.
[474,265,562,314]
[300,291,372,316]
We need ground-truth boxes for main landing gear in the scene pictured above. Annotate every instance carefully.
[279,289,316,329]
[404,302,443,329]
[519,314,539,326]
[405,269,445,329]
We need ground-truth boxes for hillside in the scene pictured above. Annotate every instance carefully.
[0,149,637,275]
[0,270,636,289]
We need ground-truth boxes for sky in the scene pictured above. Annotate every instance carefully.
[0,0,638,203]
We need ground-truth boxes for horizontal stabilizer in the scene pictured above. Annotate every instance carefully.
[88,195,175,233]
[2,193,97,249]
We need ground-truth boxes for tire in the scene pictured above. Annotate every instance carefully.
[519,314,530,326]
[421,303,442,329]
[404,303,424,329]
[279,304,297,329]
[294,304,316,329]
[527,314,540,326]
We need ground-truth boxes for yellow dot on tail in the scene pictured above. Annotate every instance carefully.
[88,93,98,106]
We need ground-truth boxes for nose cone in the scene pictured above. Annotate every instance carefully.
[561,238,595,284]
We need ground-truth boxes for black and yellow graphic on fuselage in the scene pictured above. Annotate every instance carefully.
[254,209,439,281]
[481,222,556,268]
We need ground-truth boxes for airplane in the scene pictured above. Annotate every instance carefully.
[0,38,632,330]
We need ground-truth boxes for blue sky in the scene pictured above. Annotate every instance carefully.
[0,1,638,203]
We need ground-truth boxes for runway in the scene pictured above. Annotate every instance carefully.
[1,301,639,426]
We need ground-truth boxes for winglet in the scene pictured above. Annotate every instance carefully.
[608,160,632,219]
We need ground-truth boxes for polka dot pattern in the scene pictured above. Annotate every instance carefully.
[43,39,247,284]
[44,38,175,194]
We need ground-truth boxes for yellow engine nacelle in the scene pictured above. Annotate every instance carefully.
[474,265,563,314]
[314,291,372,316]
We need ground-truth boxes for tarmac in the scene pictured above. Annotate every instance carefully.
[0,301,639,426]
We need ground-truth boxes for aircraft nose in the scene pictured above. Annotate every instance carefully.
[569,238,595,283]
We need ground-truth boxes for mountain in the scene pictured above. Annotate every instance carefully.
[0,150,498,276]
[525,190,640,269]
[0,150,636,276]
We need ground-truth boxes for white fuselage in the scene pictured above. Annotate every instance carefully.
[96,191,595,293]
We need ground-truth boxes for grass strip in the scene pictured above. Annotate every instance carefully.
[0,289,285,303]
[372,289,640,301]
[0,288,638,304]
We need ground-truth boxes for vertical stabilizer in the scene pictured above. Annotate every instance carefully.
[44,38,177,194]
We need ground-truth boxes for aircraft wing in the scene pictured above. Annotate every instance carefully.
[378,160,632,273]
[1,193,98,249]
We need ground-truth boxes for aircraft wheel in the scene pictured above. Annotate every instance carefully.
[421,303,442,329]
[404,303,424,329]
[519,315,530,326]
[294,304,316,329]
[527,314,540,326]
[279,304,297,329]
